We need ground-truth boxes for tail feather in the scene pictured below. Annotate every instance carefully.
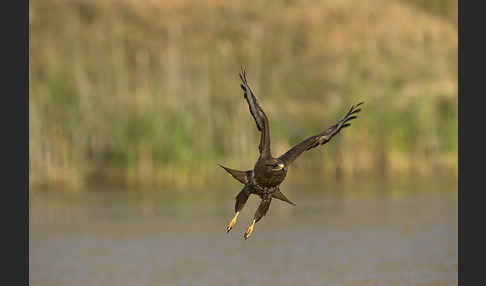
[218,164,251,185]
[272,188,296,206]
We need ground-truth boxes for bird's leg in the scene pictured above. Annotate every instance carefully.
[227,186,251,233]
[227,212,240,232]
[244,195,272,240]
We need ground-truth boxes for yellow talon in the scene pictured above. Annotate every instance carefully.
[226,211,240,233]
[244,219,256,240]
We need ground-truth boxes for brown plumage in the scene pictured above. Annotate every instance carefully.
[220,68,363,239]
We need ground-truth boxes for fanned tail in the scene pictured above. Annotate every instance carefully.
[272,188,296,206]
[218,164,251,185]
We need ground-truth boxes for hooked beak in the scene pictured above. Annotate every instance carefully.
[275,163,285,171]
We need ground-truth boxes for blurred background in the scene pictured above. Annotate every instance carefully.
[29,0,458,285]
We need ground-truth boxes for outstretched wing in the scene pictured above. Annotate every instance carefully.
[239,68,271,158]
[278,102,363,166]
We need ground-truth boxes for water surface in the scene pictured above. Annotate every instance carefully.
[30,179,458,286]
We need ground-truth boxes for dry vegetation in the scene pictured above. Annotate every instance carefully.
[29,0,457,191]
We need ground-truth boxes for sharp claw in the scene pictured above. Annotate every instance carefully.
[243,231,251,240]
[244,219,256,240]
[226,212,239,233]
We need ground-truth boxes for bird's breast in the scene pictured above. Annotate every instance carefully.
[254,168,287,188]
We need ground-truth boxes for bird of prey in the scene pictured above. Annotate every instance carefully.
[220,69,363,240]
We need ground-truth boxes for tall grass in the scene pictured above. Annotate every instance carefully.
[29,0,458,191]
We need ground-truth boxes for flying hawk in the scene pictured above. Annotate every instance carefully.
[220,69,363,239]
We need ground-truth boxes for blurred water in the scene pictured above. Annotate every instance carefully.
[30,180,457,286]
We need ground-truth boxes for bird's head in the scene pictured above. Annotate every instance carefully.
[265,159,285,172]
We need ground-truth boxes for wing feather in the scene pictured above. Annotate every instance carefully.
[278,102,364,165]
[239,68,271,157]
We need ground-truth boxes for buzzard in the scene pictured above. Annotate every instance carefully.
[220,69,363,239]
